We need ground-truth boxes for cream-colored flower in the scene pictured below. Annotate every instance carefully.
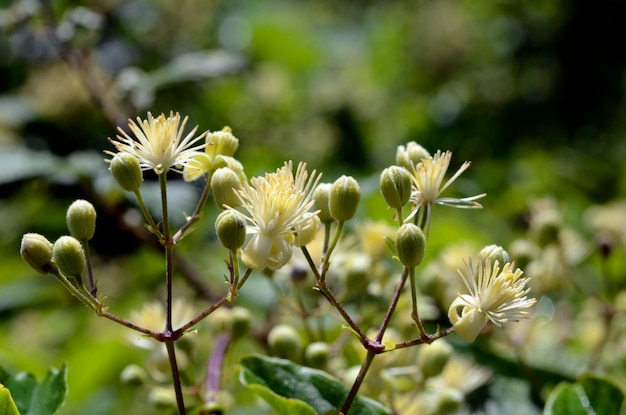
[448,258,536,342]
[182,126,243,181]
[107,111,207,175]
[408,150,485,234]
[231,161,321,270]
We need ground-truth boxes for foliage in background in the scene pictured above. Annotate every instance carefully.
[1,0,626,414]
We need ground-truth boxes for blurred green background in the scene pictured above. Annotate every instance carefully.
[1,0,626,414]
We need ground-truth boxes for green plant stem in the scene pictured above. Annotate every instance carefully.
[172,174,212,243]
[321,220,344,281]
[134,189,161,237]
[165,340,187,415]
[341,349,376,414]
[82,240,97,297]
[408,267,428,339]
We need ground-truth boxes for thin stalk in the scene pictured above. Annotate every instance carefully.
[165,341,187,415]
[205,333,232,405]
[341,349,376,414]
[393,327,455,350]
[173,174,213,244]
[375,267,410,343]
[321,221,344,280]
[134,189,161,237]
[159,174,174,332]
[82,240,97,297]
[408,267,428,338]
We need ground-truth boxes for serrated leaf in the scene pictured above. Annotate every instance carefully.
[240,354,391,415]
[543,374,625,415]
[0,384,21,415]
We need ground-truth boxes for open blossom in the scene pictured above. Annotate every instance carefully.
[107,112,207,175]
[408,150,485,234]
[448,258,536,342]
[231,161,321,270]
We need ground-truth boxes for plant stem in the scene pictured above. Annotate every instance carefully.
[205,333,232,405]
[82,240,97,297]
[321,220,344,281]
[408,267,428,339]
[159,174,174,332]
[173,174,212,244]
[165,340,187,415]
[341,349,376,414]
[134,189,162,237]
[375,267,410,343]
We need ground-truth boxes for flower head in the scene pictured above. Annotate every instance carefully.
[107,112,207,175]
[408,150,485,234]
[231,161,321,270]
[448,257,536,342]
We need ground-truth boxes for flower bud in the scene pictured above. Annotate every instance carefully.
[110,152,143,192]
[329,176,361,222]
[417,340,452,377]
[211,167,242,209]
[52,236,86,277]
[267,324,302,361]
[215,210,246,250]
[206,126,239,158]
[380,166,412,209]
[20,233,54,275]
[395,223,426,268]
[396,142,430,171]
[120,364,148,386]
[293,213,320,247]
[478,244,510,267]
[148,386,176,409]
[66,199,97,241]
[313,183,333,223]
[305,342,330,369]
[229,306,251,340]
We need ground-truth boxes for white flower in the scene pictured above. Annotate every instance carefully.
[107,111,207,175]
[448,257,537,342]
[408,150,485,234]
[231,161,321,270]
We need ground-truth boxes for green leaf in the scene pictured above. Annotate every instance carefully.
[3,365,67,415]
[240,354,391,415]
[544,373,625,415]
[0,384,21,415]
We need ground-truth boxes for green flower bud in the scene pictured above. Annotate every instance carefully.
[329,175,361,222]
[478,244,510,267]
[148,386,176,409]
[435,388,463,414]
[417,340,452,377]
[395,223,426,268]
[120,364,148,386]
[110,152,143,192]
[206,126,239,158]
[305,342,330,369]
[66,199,97,241]
[20,233,54,275]
[267,324,302,361]
[380,166,412,209]
[229,306,251,340]
[396,142,430,171]
[313,183,333,223]
[52,236,86,277]
[211,167,242,209]
[215,210,246,250]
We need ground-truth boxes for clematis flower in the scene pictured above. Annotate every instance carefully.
[448,257,537,342]
[407,150,485,235]
[107,112,207,175]
[231,161,321,270]
[182,126,244,182]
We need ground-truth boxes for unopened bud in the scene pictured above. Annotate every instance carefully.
[211,168,242,209]
[396,142,430,171]
[305,342,330,369]
[120,364,148,386]
[66,199,96,241]
[329,176,361,222]
[313,183,333,223]
[380,166,412,209]
[395,223,426,268]
[478,244,510,267]
[52,236,86,277]
[215,210,246,250]
[417,340,452,377]
[206,126,239,158]
[110,152,143,192]
[20,233,54,275]
[228,307,251,340]
[267,324,302,361]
